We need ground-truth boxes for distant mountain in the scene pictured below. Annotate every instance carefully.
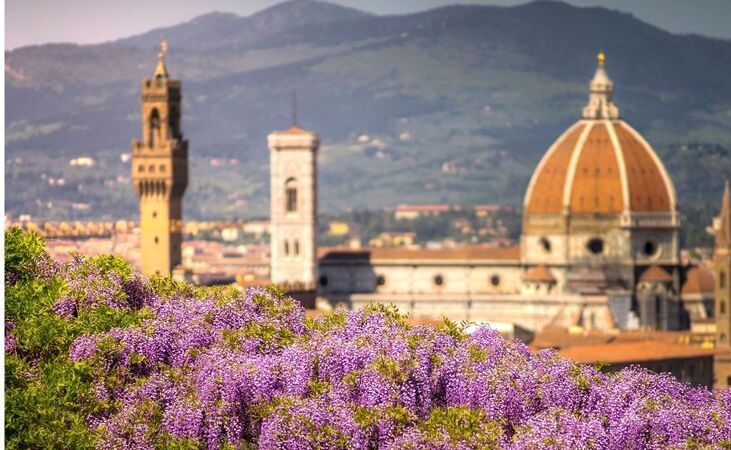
[117,0,373,51]
[5,0,731,245]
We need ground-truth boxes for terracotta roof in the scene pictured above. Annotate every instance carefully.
[237,279,271,288]
[318,245,520,262]
[278,125,316,135]
[525,121,675,216]
[524,62,675,217]
[531,328,614,350]
[523,265,556,282]
[396,204,452,212]
[639,265,673,283]
[682,266,716,295]
[558,340,715,365]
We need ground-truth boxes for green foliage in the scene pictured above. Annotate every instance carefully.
[419,406,502,447]
[4,226,45,282]
[305,310,347,333]
[439,316,470,341]
[148,275,198,299]
[362,303,411,328]
[3,229,148,449]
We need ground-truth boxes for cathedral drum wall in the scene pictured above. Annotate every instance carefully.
[522,232,568,264]
[567,226,630,264]
[630,228,679,265]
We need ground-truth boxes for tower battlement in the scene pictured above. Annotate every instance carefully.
[131,44,188,277]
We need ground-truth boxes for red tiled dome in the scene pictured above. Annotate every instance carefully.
[523,53,676,216]
[524,120,675,215]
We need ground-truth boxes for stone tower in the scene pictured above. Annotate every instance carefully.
[268,122,319,289]
[714,181,731,387]
[131,43,188,277]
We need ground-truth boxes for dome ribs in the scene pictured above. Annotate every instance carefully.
[569,123,623,214]
[526,123,585,214]
[615,123,672,212]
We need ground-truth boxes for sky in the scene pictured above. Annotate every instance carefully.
[6,0,731,50]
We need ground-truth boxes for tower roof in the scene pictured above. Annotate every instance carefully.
[640,265,673,283]
[717,180,731,247]
[681,266,715,296]
[523,265,556,283]
[523,53,676,216]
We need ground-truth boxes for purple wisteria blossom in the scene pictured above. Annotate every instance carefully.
[55,279,731,449]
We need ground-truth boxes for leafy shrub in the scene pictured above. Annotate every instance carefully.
[5,228,731,449]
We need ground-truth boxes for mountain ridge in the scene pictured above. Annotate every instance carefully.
[5,0,731,246]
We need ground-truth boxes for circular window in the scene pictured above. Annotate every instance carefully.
[319,275,329,287]
[433,274,444,286]
[643,240,658,257]
[539,237,552,253]
[490,274,501,287]
[376,275,386,286]
[587,238,604,255]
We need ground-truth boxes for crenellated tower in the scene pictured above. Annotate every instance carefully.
[714,181,731,387]
[131,42,188,277]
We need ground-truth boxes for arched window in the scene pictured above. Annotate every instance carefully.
[285,178,298,213]
[284,240,290,256]
[149,108,161,147]
[294,240,300,256]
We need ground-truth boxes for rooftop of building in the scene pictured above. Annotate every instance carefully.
[318,245,520,262]
[557,340,716,365]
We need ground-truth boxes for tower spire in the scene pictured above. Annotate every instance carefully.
[291,90,298,127]
[154,40,169,79]
[582,51,619,120]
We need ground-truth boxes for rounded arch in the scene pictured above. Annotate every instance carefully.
[149,108,161,147]
[285,177,298,213]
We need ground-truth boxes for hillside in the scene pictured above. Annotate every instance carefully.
[5,0,731,245]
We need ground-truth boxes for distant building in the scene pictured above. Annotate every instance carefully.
[328,221,351,236]
[713,181,731,387]
[315,53,715,334]
[558,340,714,388]
[368,231,416,248]
[69,157,95,167]
[474,204,512,218]
[131,44,188,277]
[395,204,453,220]
[268,123,319,294]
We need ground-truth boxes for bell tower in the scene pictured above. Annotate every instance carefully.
[131,42,188,277]
[268,113,319,290]
[714,181,731,387]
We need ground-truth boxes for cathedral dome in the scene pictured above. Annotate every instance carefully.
[523,53,676,216]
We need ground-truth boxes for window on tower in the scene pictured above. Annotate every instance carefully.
[149,108,161,147]
[285,178,298,213]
